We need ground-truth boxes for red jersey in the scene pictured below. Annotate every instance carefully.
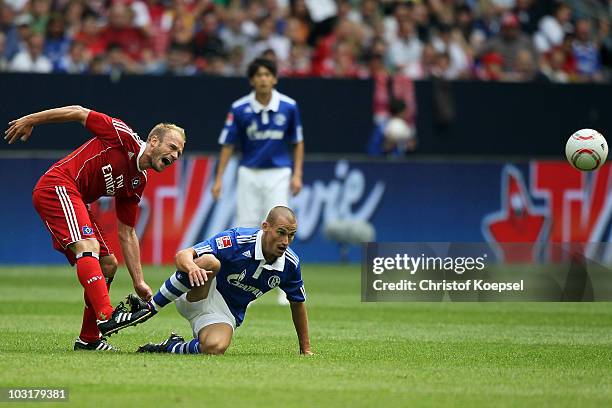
[34,110,147,227]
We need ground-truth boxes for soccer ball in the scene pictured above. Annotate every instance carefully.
[565,129,608,171]
[384,118,414,142]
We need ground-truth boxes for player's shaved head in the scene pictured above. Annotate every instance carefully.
[266,206,296,226]
[148,123,186,142]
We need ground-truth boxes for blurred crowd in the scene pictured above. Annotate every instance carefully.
[0,0,610,82]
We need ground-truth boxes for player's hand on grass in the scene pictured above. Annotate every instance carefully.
[133,280,153,300]
[4,117,34,144]
[211,180,222,200]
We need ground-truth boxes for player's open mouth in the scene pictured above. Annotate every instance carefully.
[162,157,172,166]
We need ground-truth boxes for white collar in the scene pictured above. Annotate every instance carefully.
[136,142,146,173]
[249,89,280,114]
[254,230,285,271]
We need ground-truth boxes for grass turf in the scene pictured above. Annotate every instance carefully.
[0,265,611,407]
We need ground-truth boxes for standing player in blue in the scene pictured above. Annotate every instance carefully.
[136,206,312,355]
[211,57,305,305]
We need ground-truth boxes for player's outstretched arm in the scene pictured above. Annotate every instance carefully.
[290,301,313,355]
[4,105,90,144]
[118,220,152,300]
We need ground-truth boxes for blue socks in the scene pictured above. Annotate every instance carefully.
[150,271,193,310]
[166,338,200,354]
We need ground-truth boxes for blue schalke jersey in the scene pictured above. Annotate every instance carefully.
[218,89,303,169]
[192,227,306,326]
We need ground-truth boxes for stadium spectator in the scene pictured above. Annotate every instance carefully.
[477,51,504,81]
[73,11,105,57]
[63,0,86,39]
[601,19,612,80]
[44,12,70,68]
[455,4,480,47]
[288,0,312,42]
[534,2,573,53]
[193,9,224,59]
[218,8,252,54]
[431,50,455,80]
[318,40,364,78]
[30,0,51,35]
[431,23,470,79]
[5,12,32,59]
[8,32,52,72]
[99,3,149,62]
[572,18,603,81]
[513,0,541,35]
[4,105,186,350]
[1,3,19,59]
[105,42,141,74]
[55,39,89,73]
[382,1,410,44]
[478,12,537,74]
[246,15,290,67]
[0,0,608,83]
[311,17,364,76]
[417,42,438,79]
[88,52,108,74]
[0,31,7,70]
[135,206,312,356]
[541,46,571,83]
[163,41,196,75]
[505,48,549,82]
[387,18,423,77]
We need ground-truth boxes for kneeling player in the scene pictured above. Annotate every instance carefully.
[137,206,312,355]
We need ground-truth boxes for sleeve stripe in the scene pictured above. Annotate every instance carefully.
[236,234,258,239]
[218,129,229,144]
[286,255,299,267]
[112,119,142,146]
[295,126,303,142]
[286,249,300,264]
[112,120,133,133]
[193,244,213,255]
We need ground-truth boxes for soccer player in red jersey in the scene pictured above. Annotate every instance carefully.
[4,105,185,351]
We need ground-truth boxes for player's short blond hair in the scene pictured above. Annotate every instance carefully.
[148,123,186,142]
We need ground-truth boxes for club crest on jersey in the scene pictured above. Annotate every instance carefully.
[225,112,234,126]
[268,275,281,288]
[131,177,140,189]
[82,225,94,236]
[215,236,232,249]
[273,113,286,126]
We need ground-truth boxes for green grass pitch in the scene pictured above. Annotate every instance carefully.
[1,265,612,407]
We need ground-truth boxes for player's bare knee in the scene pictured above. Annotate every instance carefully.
[70,239,100,255]
[200,340,228,355]
[193,256,211,270]
[100,255,118,278]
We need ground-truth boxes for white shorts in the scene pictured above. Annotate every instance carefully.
[174,278,236,337]
[236,166,291,227]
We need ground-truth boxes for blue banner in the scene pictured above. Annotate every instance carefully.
[2,157,610,264]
